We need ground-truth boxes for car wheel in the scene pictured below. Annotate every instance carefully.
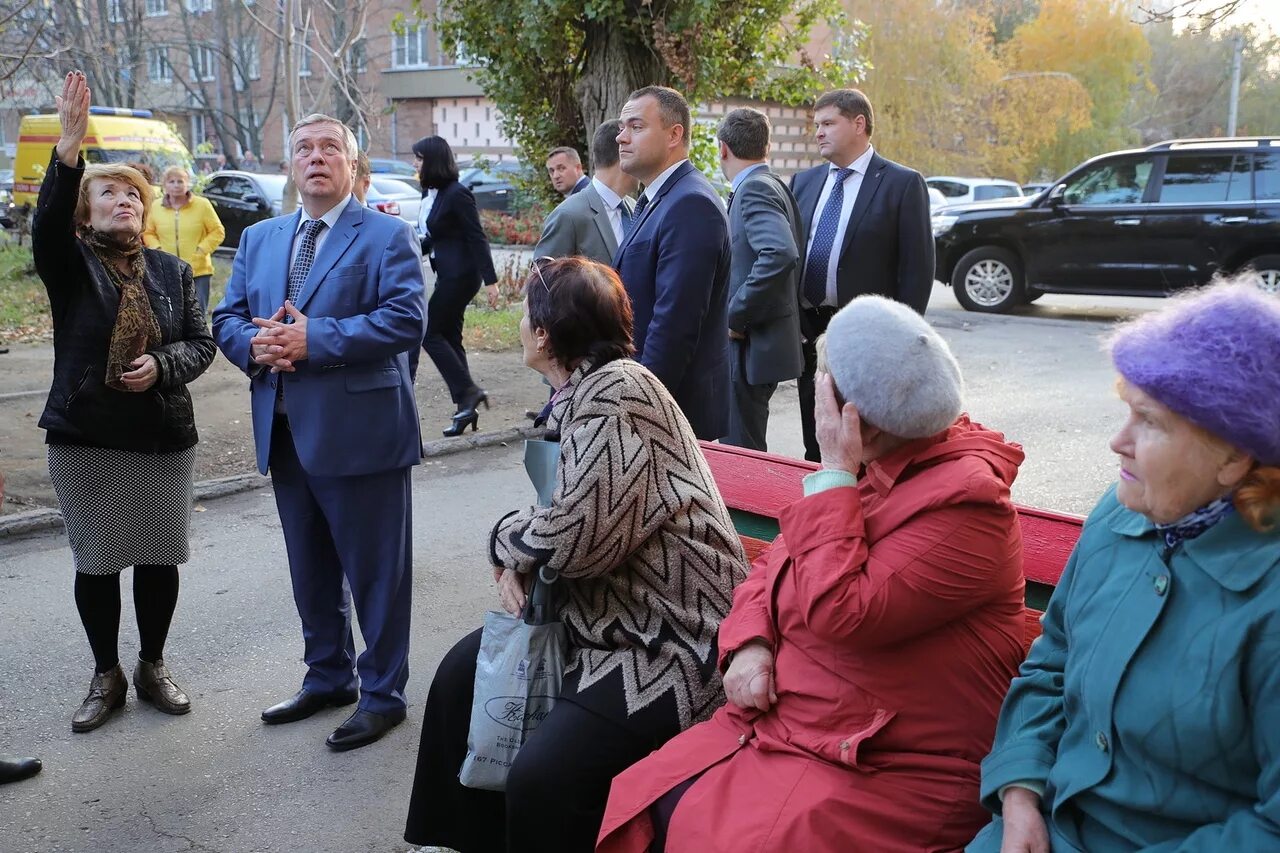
[951,247,1024,313]
[1023,289,1045,304]
[1242,255,1280,295]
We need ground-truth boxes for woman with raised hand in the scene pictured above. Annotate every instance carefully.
[34,71,214,733]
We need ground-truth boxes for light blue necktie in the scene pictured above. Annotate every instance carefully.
[802,167,854,308]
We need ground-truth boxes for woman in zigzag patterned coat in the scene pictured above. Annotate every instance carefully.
[404,256,748,853]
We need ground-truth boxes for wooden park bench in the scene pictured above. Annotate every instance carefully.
[699,442,1085,650]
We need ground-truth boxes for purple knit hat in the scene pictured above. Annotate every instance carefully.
[1109,282,1280,466]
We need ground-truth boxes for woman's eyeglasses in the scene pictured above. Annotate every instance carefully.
[529,256,556,294]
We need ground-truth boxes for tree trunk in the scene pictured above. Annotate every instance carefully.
[575,21,665,140]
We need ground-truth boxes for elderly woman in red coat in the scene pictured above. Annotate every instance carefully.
[598,295,1029,853]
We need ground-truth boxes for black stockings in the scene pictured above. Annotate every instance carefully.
[74,565,180,673]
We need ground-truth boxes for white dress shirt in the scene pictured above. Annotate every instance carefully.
[591,177,627,244]
[292,194,352,269]
[416,188,438,240]
[804,144,875,308]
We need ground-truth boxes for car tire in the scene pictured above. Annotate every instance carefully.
[1023,289,1045,304]
[951,247,1025,313]
[1241,254,1280,295]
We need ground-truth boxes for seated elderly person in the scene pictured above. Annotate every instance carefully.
[969,279,1280,852]
[599,295,1029,853]
[403,257,748,853]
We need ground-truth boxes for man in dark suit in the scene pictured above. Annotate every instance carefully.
[546,146,589,196]
[717,108,804,451]
[212,114,426,751]
[534,120,639,265]
[791,88,933,461]
[613,85,732,440]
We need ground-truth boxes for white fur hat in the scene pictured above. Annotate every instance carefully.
[823,295,964,439]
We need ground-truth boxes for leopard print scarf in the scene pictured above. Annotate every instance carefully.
[84,228,161,391]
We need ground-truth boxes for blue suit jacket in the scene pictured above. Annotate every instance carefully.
[212,197,426,477]
[613,161,731,440]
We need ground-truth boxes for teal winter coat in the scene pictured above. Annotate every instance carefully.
[969,486,1280,851]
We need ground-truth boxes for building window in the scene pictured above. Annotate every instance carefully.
[184,0,213,12]
[349,39,367,74]
[191,44,216,82]
[298,40,311,77]
[148,47,173,82]
[191,113,209,148]
[234,38,260,91]
[107,0,125,23]
[145,0,166,15]
[392,25,427,69]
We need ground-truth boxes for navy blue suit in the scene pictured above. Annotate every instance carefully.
[212,197,426,715]
[612,161,731,440]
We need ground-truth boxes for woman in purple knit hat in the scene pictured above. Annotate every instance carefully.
[968,277,1280,853]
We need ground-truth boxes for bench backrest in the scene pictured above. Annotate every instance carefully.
[699,442,1084,651]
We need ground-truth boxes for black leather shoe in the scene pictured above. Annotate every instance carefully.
[0,756,41,785]
[261,687,358,725]
[325,707,406,751]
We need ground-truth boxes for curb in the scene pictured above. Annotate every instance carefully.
[0,424,545,541]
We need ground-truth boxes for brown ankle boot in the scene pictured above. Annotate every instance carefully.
[71,664,127,733]
[133,657,191,715]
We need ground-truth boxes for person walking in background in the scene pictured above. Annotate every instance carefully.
[613,85,732,441]
[546,145,589,197]
[791,88,933,461]
[142,165,226,314]
[717,108,803,452]
[212,113,425,752]
[35,72,216,733]
[534,121,638,265]
[411,135,499,436]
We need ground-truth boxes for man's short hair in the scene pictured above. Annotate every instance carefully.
[355,151,371,181]
[590,120,622,169]
[546,146,582,166]
[289,113,359,160]
[627,85,692,148]
[814,89,875,138]
[717,108,771,161]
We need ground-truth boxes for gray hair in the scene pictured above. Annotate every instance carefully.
[289,114,359,161]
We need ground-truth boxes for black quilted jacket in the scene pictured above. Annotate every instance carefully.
[32,152,215,452]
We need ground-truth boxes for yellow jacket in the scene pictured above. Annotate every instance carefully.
[142,194,226,277]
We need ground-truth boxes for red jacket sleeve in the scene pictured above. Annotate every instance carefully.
[716,540,785,670]
[778,483,1018,648]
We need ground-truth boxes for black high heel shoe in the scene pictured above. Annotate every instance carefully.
[442,409,479,437]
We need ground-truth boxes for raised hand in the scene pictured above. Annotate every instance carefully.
[54,71,91,166]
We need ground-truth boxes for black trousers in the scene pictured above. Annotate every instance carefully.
[797,305,837,463]
[725,340,776,452]
[422,278,482,406]
[404,628,671,853]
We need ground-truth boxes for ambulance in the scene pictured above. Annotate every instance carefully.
[12,107,193,207]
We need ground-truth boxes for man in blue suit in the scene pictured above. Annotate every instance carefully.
[212,114,425,751]
[613,85,731,440]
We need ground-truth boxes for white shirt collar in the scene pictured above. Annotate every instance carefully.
[641,158,688,203]
[591,177,623,210]
[296,194,352,234]
[832,144,875,175]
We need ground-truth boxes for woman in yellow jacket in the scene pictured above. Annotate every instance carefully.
[142,166,226,313]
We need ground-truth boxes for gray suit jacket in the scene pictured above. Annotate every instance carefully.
[727,167,804,385]
[533,183,627,265]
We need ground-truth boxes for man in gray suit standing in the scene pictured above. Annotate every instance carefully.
[717,108,803,451]
[534,121,638,265]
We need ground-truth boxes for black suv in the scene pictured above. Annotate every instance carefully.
[933,137,1280,312]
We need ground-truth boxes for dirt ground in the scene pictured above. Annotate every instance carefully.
[0,341,546,513]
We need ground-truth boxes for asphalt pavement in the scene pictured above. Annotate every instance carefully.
[0,284,1166,852]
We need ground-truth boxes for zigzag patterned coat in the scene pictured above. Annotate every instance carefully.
[490,357,748,730]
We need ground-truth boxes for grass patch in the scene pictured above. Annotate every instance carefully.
[464,303,523,352]
[0,244,51,342]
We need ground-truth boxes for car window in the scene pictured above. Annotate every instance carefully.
[927,179,969,198]
[1063,159,1153,205]
[211,177,256,200]
[1253,153,1280,201]
[974,185,1020,201]
[1157,154,1249,204]
[371,177,415,196]
[205,176,231,196]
